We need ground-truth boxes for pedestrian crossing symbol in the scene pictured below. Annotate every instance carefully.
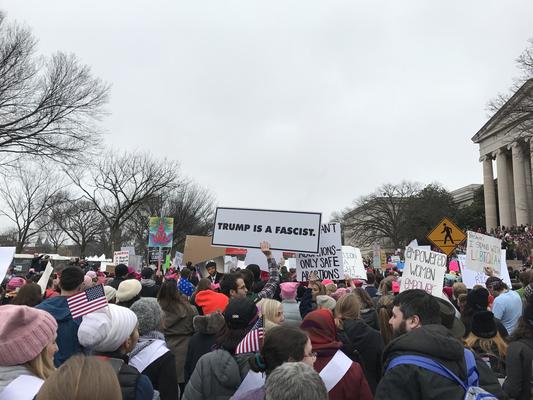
[427,217,466,256]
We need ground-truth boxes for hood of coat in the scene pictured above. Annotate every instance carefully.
[193,312,225,335]
[383,324,464,366]
[205,350,251,388]
[342,319,380,343]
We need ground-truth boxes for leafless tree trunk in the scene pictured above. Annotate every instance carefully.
[0,14,109,167]
[65,151,180,254]
[0,162,65,252]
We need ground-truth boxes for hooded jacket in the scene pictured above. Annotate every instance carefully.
[35,296,82,366]
[182,349,252,400]
[503,338,533,400]
[375,324,507,400]
[184,313,226,383]
[337,318,384,393]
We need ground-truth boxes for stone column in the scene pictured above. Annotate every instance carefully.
[496,149,513,228]
[482,155,498,231]
[511,142,529,226]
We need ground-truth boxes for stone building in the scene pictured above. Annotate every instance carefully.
[472,78,533,231]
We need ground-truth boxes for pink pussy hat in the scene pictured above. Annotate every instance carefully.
[322,279,334,286]
[280,282,299,300]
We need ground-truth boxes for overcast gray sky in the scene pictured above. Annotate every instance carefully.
[4,1,533,220]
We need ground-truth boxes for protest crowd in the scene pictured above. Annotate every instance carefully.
[1,222,533,400]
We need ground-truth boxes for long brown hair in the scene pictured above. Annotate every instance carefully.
[158,279,189,315]
[377,295,394,345]
[37,355,121,400]
[335,294,361,330]
[351,287,374,309]
[12,282,42,307]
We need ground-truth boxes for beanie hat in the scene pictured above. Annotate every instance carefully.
[130,298,162,336]
[86,271,97,279]
[280,282,299,300]
[7,277,25,291]
[322,279,334,286]
[331,287,349,301]
[467,287,489,311]
[178,278,195,297]
[115,264,128,278]
[78,304,137,352]
[195,290,229,315]
[223,298,258,329]
[83,275,93,287]
[525,283,533,304]
[316,295,337,311]
[0,305,57,366]
[471,311,497,339]
[116,279,142,303]
[104,286,117,302]
[353,280,364,288]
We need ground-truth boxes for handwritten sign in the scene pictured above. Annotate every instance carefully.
[458,250,511,289]
[296,223,342,281]
[465,231,502,273]
[212,207,322,253]
[400,246,447,296]
[113,251,129,266]
[342,246,367,280]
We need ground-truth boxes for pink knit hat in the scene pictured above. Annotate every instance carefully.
[322,279,334,286]
[0,305,57,366]
[280,282,299,300]
[7,277,25,291]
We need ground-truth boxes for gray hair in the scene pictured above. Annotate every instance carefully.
[265,362,328,400]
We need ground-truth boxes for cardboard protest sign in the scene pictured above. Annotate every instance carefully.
[0,247,16,282]
[458,250,511,289]
[400,246,447,296]
[212,207,322,253]
[295,223,342,281]
[342,246,367,280]
[148,217,174,248]
[465,231,502,274]
[183,235,226,265]
[37,262,54,295]
[113,251,129,266]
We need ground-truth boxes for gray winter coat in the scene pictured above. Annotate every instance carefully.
[281,299,302,328]
[182,349,252,400]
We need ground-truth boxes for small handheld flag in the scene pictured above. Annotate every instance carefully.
[67,284,108,319]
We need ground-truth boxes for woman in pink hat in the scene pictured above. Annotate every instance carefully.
[0,305,58,400]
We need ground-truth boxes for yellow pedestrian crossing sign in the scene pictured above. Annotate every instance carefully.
[427,217,466,256]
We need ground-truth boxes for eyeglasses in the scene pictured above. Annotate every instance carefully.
[304,352,317,360]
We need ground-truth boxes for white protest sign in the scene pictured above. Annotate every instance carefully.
[212,207,322,253]
[287,258,297,270]
[342,246,367,280]
[400,246,447,296]
[174,251,184,268]
[113,251,129,266]
[244,248,283,272]
[37,262,54,294]
[0,247,15,282]
[465,231,502,274]
[296,223,342,281]
[458,250,511,289]
[224,255,238,273]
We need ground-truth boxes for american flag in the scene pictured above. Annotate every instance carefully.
[235,316,264,354]
[67,284,108,319]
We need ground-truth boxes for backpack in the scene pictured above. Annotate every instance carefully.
[386,348,497,400]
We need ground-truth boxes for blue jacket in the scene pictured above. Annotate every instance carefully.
[36,296,83,366]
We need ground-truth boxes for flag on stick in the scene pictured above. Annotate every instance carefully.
[235,316,264,354]
[67,284,108,319]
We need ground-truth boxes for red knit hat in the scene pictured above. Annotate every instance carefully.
[195,289,229,315]
[0,305,57,366]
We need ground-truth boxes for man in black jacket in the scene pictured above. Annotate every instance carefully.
[205,261,223,284]
[375,289,507,400]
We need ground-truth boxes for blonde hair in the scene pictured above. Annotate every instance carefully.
[25,346,56,380]
[452,282,467,299]
[464,332,508,358]
[37,355,122,400]
[335,294,361,329]
[258,299,282,331]
[325,283,337,296]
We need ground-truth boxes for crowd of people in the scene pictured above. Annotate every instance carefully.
[1,240,533,399]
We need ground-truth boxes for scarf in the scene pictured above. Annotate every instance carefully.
[300,309,342,354]
[141,279,156,287]
[129,331,166,359]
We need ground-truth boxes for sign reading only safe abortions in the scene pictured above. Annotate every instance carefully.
[342,246,367,280]
[296,223,342,281]
[212,207,322,253]
[400,246,447,296]
[465,231,502,274]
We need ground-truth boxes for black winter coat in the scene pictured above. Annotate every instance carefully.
[375,324,508,400]
[337,319,384,393]
[503,338,533,400]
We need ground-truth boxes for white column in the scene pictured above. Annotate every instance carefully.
[511,142,529,226]
[507,154,517,225]
[482,155,498,231]
[496,149,513,228]
[525,146,533,224]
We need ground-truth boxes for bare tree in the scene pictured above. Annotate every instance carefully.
[0,14,109,167]
[66,151,180,253]
[340,181,421,249]
[41,219,68,253]
[487,38,533,140]
[0,163,65,252]
[48,199,105,257]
